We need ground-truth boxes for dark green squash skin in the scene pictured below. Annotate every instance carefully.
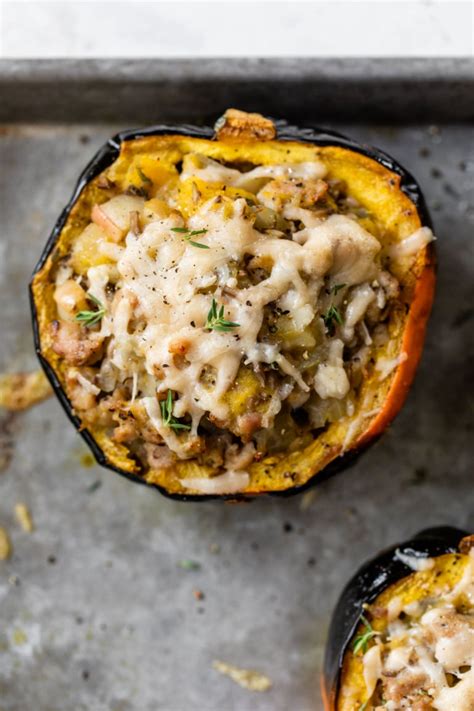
[29,119,432,501]
[322,526,468,710]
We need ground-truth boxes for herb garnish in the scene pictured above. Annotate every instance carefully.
[322,284,346,332]
[205,299,240,332]
[323,304,343,331]
[160,389,191,431]
[353,614,379,655]
[178,559,201,570]
[171,227,210,249]
[358,702,369,711]
[137,167,152,184]
[75,294,106,328]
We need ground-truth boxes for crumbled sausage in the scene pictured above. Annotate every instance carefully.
[51,320,104,366]
[112,419,138,444]
[383,671,431,705]
[65,372,97,412]
[236,413,262,440]
[168,338,191,356]
[214,108,276,141]
[145,443,175,469]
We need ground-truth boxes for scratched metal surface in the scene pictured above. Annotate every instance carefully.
[0,120,473,711]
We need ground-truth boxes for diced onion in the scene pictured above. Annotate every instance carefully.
[75,372,100,395]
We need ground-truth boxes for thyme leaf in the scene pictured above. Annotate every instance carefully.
[178,559,201,570]
[353,614,378,656]
[205,298,240,332]
[137,167,152,184]
[160,389,191,432]
[75,294,106,328]
[332,282,347,294]
[323,304,343,331]
[171,227,210,249]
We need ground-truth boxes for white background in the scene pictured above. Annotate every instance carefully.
[0,0,473,58]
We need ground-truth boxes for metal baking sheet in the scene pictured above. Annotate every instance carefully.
[1,58,474,124]
[0,59,473,711]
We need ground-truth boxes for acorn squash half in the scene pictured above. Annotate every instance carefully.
[322,527,473,711]
[30,109,435,500]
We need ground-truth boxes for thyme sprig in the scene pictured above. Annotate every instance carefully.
[353,614,379,656]
[205,299,240,332]
[75,294,106,328]
[160,389,191,432]
[323,304,343,331]
[322,283,346,332]
[171,227,210,249]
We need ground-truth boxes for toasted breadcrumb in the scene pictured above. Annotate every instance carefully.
[212,660,272,692]
[300,489,318,511]
[0,526,12,560]
[214,109,276,141]
[0,371,52,411]
[14,503,34,533]
[459,534,474,554]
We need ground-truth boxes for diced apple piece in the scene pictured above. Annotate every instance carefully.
[91,204,122,242]
[91,195,144,242]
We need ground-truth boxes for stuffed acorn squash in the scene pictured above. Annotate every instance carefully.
[322,527,474,711]
[30,110,435,498]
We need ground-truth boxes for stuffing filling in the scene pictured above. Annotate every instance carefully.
[49,151,432,483]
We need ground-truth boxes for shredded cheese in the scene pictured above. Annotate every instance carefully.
[376,351,408,381]
[180,470,250,494]
[363,645,382,698]
[388,226,435,259]
[394,548,435,571]
[75,372,100,396]
[115,203,385,457]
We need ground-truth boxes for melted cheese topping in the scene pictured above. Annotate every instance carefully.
[388,226,435,259]
[181,154,327,186]
[103,203,383,452]
[362,550,474,711]
[394,548,435,571]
